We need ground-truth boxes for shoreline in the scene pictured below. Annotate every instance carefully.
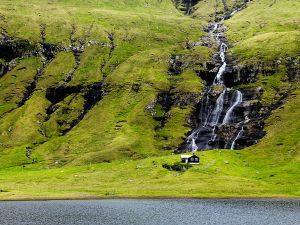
[1,196,300,202]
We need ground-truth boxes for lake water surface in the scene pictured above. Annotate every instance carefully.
[0,199,299,225]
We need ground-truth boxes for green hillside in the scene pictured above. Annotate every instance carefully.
[0,0,299,199]
[0,0,208,165]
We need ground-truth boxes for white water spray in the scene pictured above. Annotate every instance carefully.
[231,127,244,150]
[208,90,226,126]
[222,90,243,124]
[187,128,200,152]
[213,43,228,85]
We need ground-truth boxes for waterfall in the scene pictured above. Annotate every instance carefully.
[191,133,199,152]
[207,90,225,126]
[230,1,251,17]
[213,62,226,85]
[230,9,238,16]
[213,39,227,85]
[222,90,243,124]
[181,5,249,152]
[186,0,192,15]
[230,127,244,150]
[187,128,200,152]
[211,24,218,34]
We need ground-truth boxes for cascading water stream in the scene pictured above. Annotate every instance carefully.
[185,9,247,152]
[230,127,244,150]
[222,90,243,124]
[181,0,199,16]
[186,0,192,15]
[207,90,225,126]
[213,43,227,85]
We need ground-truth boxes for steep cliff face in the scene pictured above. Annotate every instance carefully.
[0,0,299,167]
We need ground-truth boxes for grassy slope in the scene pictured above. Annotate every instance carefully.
[0,0,299,199]
[1,86,299,199]
[0,87,299,199]
[226,0,300,103]
[0,0,207,164]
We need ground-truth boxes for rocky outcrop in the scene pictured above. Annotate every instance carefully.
[146,92,173,130]
[0,37,37,61]
[168,54,184,75]
[0,34,39,78]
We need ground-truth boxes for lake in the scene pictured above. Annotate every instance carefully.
[0,199,299,225]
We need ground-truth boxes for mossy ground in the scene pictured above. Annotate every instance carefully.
[0,0,299,199]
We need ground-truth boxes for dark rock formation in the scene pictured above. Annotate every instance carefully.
[0,38,36,61]
[46,85,83,104]
[41,43,58,61]
[168,54,184,75]
[151,92,174,129]
[173,0,200,15]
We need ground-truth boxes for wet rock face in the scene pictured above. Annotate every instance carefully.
[212,99,266,149]
[195,62,221,85]
[222,62,282,87]
[174,92,201,107]
[177,87,268,152]
[222,65,258,87]
[221,59,299,87]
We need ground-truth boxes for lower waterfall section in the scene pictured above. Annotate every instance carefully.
[184,88,245,151]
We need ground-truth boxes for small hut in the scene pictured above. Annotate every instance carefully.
[181,153,200,165]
